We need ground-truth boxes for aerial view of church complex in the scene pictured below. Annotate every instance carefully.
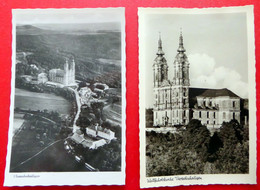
[9,22,123,173]
[152,31,248,130]
[48,57,76,86]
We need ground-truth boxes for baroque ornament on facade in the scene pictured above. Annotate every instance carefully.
[153,31,244,129]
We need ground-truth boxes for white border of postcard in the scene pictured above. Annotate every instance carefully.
[4,8,126,187]
[139,6,256,188]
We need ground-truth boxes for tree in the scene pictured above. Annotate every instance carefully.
[184,119,211,162]
[214,120,249,173]
[91,102,104,124]
[219,119,244,146]
[207,132,223,162]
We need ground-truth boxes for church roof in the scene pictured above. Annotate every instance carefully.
[49,69,64,77]
[189,88,240,108]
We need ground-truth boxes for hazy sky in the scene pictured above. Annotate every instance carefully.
[140,11,249,108]
[13,8,124,25]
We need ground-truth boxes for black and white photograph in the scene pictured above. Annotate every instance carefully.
[139,6,256,188]
[5,8,125,186]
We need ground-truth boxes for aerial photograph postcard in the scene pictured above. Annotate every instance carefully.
[139,6,256,188]
[5,8,125,186]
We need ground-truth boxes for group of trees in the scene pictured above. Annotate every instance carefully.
[74,140,121,171]
[77,101,105,134]
[20,109,73,141]
[94,71,121,88]
[146,119,249,176]
[10,110,67,171]
[16,61,41,76]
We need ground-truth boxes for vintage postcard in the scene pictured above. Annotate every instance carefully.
[139,6,256,188]
[5,8,125,186]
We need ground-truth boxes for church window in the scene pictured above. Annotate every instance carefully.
[191,110,194,118]
[183,111,186,117]
[213,121,216,125]
[213,112,216,118]
[162,92,164,102]
[176,111,178,117]
[199,111,201,118]
[207,120,209,124]
[156,112,157,119]
[207,112,209,118]
[233,101,236,108]
[233,113,235,119]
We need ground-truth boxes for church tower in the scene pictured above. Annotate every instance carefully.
[171,30,190,125]
[69,57,75,84]
[64,58,69,85]
[63,57,75,86]
[153,34,172,127]
[153,34,168,88]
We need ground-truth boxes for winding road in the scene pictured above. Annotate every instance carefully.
[70,87,81,133]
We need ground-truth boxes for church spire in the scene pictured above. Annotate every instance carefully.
[177,29,186,52]
[157,32,165,55]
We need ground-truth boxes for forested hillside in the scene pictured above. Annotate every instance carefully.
[146,119,249,176]
[16,25,121,82]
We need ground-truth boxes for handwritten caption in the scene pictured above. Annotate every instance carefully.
[147,176,202,183]
[14,174,40,178]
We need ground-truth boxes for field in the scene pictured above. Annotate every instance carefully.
[14,88,72,114]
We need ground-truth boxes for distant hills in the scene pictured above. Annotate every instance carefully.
[17,23,121,35]
[16,25,59,35]
[16,24,121,83]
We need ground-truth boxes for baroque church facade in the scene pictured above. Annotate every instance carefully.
[49,57,75,86]
[153,32,241,129]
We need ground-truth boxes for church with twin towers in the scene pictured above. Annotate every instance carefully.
[152,31,246,129]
